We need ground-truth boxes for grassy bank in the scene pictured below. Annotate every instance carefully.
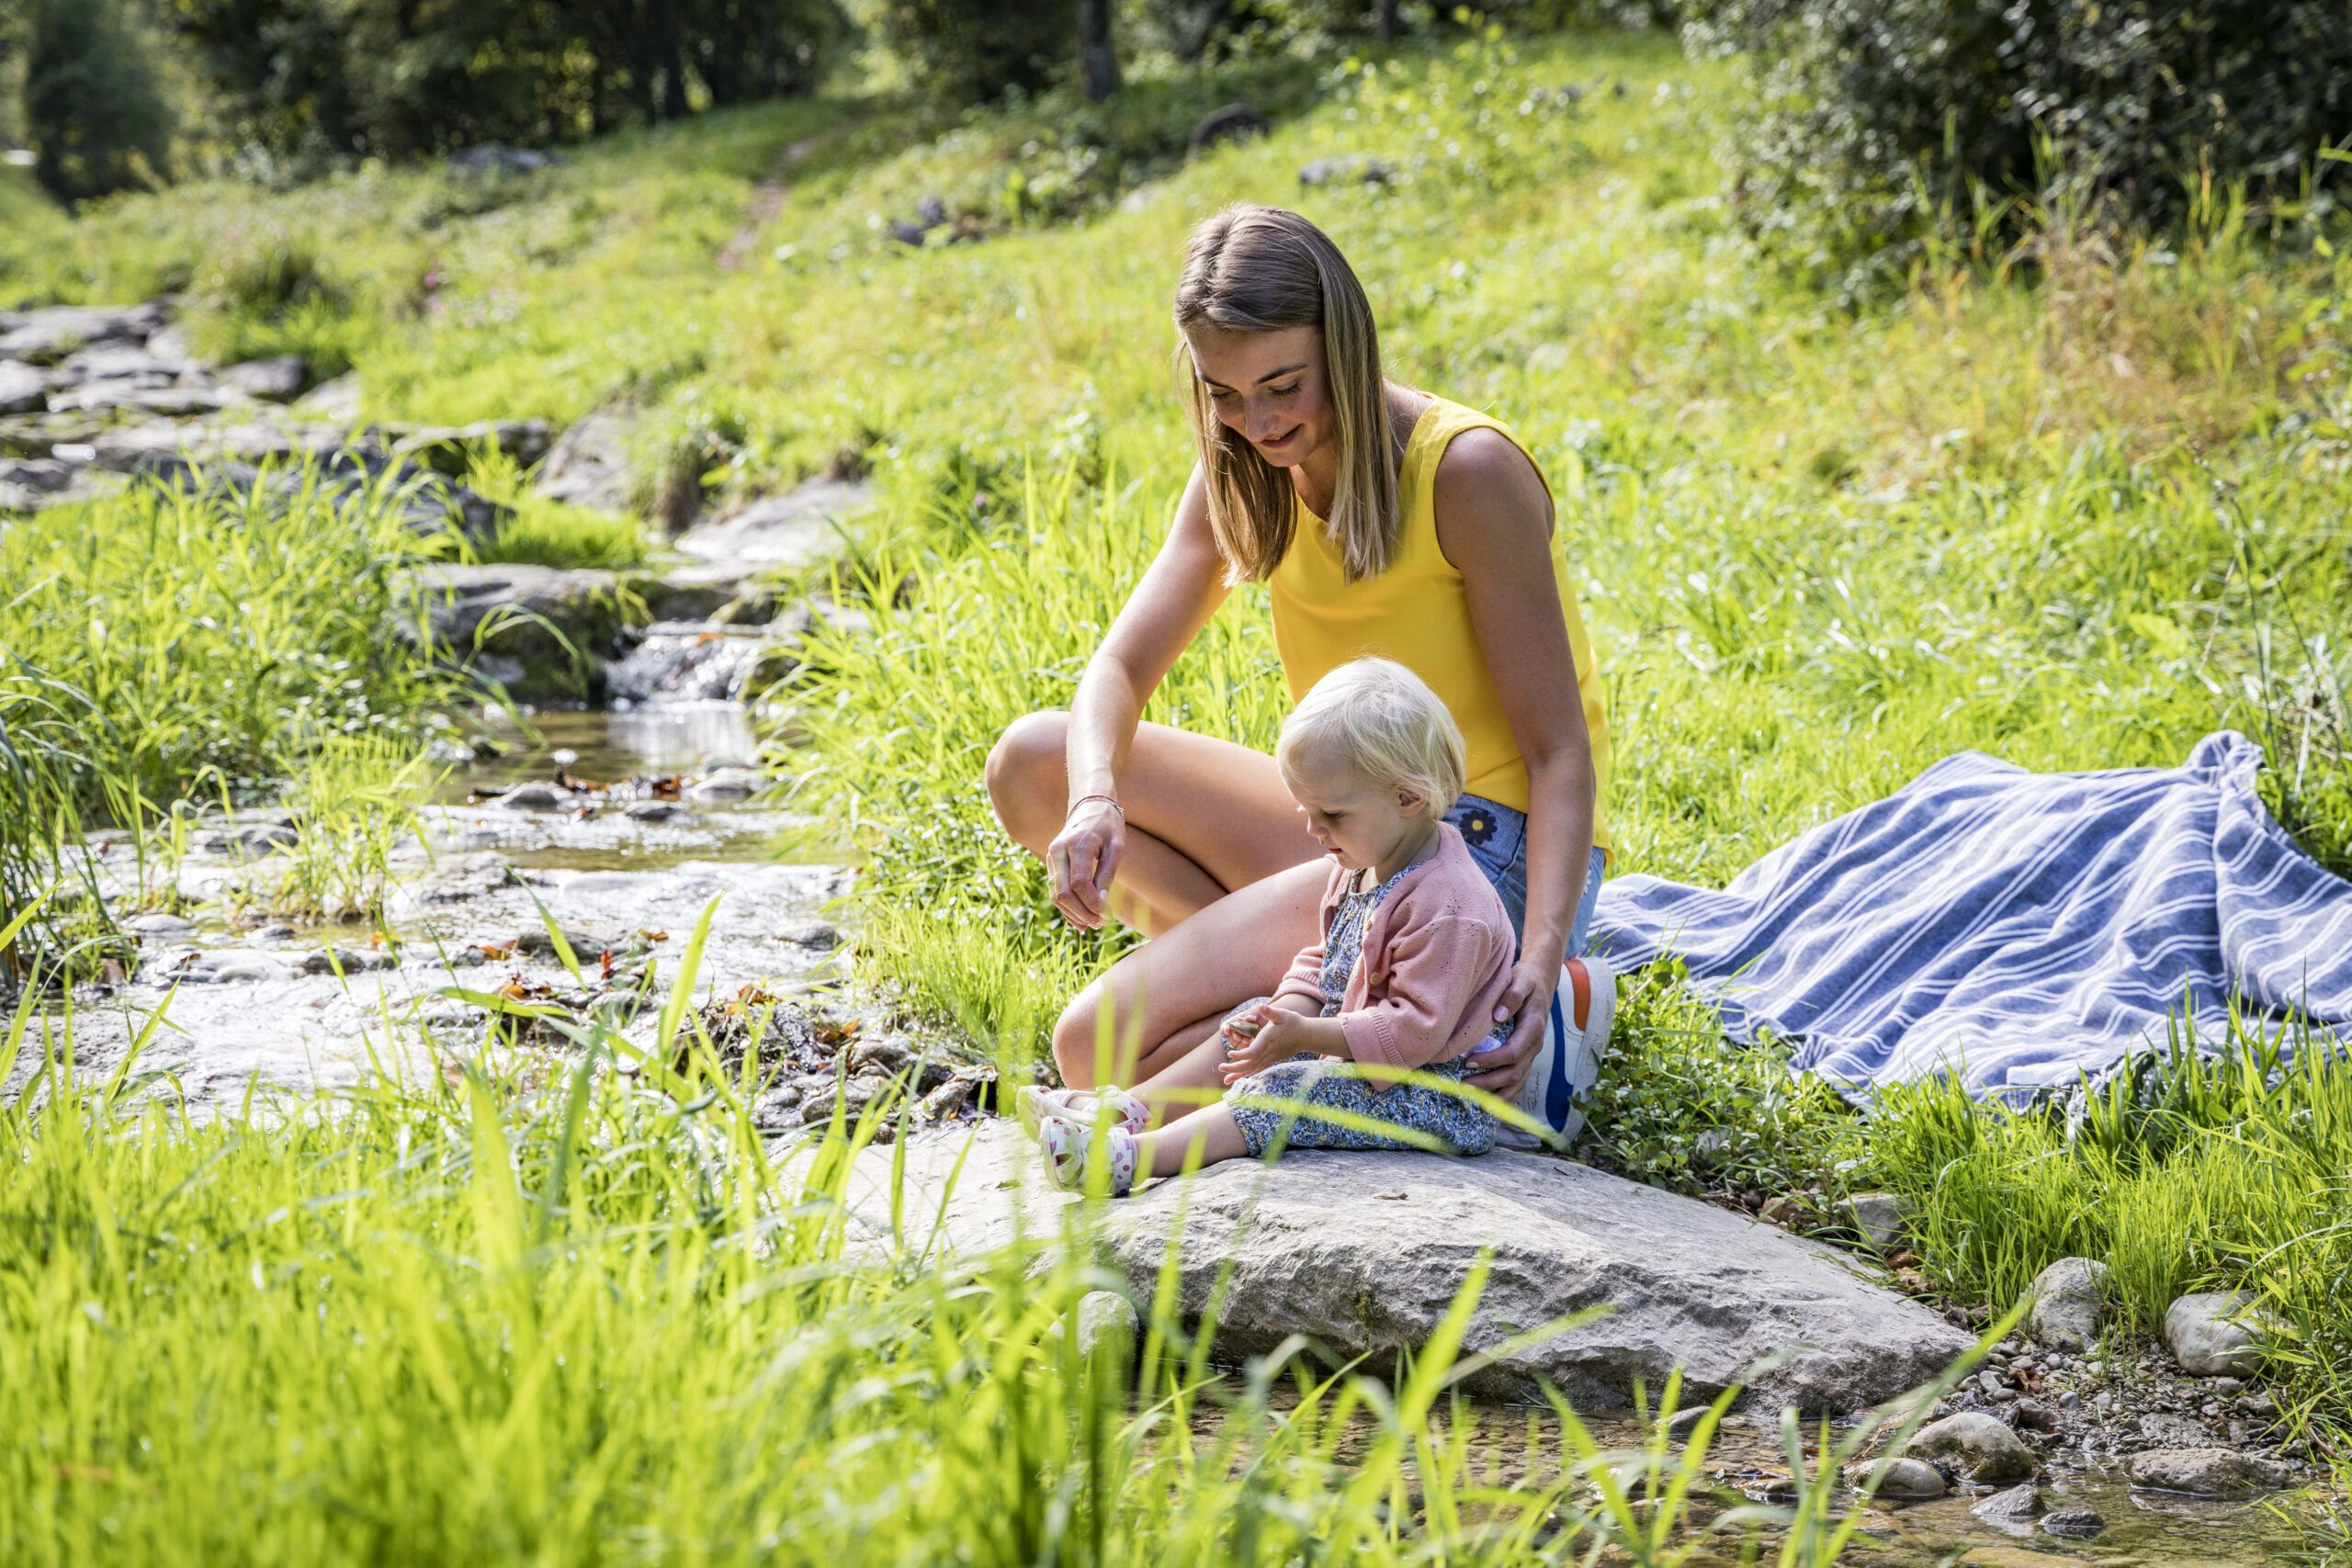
[0,948,1941,1565]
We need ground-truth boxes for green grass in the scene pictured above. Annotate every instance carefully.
[0,469,466,962]
[0,923,1965,1566]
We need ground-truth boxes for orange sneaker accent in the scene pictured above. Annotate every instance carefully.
[1566,958,1593,1032]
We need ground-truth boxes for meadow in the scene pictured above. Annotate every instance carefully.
[3,19,2351,1560]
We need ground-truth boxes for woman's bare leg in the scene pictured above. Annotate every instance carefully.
[988,708,1328,1089]
[987,710,1320,936]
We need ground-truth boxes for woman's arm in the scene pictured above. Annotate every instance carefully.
[1049,464,1234,928]
[1432,430,1600,1095]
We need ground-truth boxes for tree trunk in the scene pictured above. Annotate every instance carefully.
[658,4,690,119]
[1080,0,1118,102]
[1374,0,1399,43]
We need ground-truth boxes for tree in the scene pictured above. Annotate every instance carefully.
[22,0,174,201]
[1080,0,1117,100]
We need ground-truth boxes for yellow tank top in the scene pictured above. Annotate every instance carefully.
[1268,395,1611,852]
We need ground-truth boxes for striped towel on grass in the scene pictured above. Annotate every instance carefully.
[1590,732,2352,1107]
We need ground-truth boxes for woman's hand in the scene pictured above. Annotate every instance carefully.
[1047,796,1125,929]
[1464,957,1556,1100]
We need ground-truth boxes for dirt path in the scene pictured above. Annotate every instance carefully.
[718,133,831,271]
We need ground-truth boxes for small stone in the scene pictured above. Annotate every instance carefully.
[2026,1257,2111,1352]
[2125,1446,2290,1498]
[1900,1412,2037,1483]
[421,851,513,903]
[2010,1398,2055,1432]
[623,799,680,822]
[2136,1411,2212,1449]
[2209,1376,2245,1396]
[514,924,611,962]
[124,912,195,938]
[218,953,295,983]
[2039,1508,2104,1540]
[248,924,299,947]
[206,820,300,856]
[2164,1291,2272,1377]
[1074,1290,1139,1362]
[1971,1483,2041,1530]
[1844,1456,1946,1499]
[750,1084,804,1129]
[1973,1370,2012,1401]
[685,765,766,803]
[848,1034,914,1077]
[493,780,578,811]
[917,1067,988,1122]
[298,946,397,976]
[775,919,841,950]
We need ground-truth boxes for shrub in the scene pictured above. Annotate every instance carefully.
[1693,0,2352,288]
[875,0,1072,107]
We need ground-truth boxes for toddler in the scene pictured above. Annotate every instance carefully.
[1017,658,1519,1194]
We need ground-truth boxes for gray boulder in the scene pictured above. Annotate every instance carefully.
[1075,1290,1139,1361]
[0,361,51,414]
[846,1123,1974,1413]
[402,562,650,699]
[1847,1191,1906,1251]
[673,477,875,570]
[390,418,553,475]
[2126,1447,2290,1498]
[1899,1412,2036,1483]
[536,407,640,512]
[2027,1256,2112,1352]
[2165,1291,2272,1377]
[219,355,309,401]
[0,302,164,364]
[1842,1456,1944,1499]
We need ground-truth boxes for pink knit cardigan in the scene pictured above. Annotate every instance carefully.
[1267,821,1517,1089]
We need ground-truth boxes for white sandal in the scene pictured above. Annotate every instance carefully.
[1038,1113,1139,1195]
[1016,1083,1148,1141]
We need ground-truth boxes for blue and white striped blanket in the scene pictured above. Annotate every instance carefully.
[1590,733,2352,1106]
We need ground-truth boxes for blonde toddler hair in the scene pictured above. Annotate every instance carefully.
[1276,658,1467,818]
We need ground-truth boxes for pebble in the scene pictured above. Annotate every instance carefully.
[775,919,841,950]
[297,946,397,976]
[2039,1508,2105,1540]
[124,912,196,938]
[2164,1291,2271,1378]
[624,799,681,822]
[686,765,766,803]
[247,923,299,946]
[494,780,577,810]
[1971,1483,2041,1530]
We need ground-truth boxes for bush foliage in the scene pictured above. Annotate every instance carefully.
[19,0,174,200]
[1696,0,2352,285]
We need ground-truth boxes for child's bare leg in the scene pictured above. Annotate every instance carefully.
[1136,1103,1249,1179]
[1127,1033,1231,1128]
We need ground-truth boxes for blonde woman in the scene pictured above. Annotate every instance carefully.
[987,203,1614,1145]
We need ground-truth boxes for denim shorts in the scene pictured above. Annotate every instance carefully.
[1443,794,1605,958]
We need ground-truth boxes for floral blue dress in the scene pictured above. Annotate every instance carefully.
[1226,863,1507,1159]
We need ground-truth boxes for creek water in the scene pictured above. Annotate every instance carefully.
[1189,1396,2318,1566]
[43,703,851,1106]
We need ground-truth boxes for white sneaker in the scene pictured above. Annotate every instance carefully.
[1493,955,1616,1151]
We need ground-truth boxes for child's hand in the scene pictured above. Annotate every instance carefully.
[1220,1005,1303,1084]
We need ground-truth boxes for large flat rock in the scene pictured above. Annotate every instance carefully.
[675,477,874,569]
[848,1122,1971,1415]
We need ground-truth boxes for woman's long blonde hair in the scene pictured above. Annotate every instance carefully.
[1173,205,1401,583]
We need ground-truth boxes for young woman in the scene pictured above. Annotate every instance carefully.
[985,203,1613,1141]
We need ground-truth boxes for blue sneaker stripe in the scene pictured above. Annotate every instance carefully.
[1544,989,1572,1132]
